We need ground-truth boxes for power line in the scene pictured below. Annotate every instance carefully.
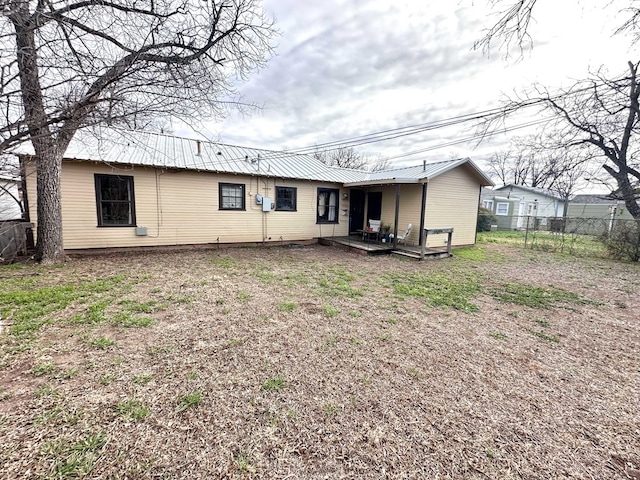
[288,78,625,155]
[289,105,511,154]
[384,116,555,161]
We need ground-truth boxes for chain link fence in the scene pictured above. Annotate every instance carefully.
[0,221,33,263]
[478,214,640,260]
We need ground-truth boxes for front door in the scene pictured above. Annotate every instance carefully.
[349,189,365,234]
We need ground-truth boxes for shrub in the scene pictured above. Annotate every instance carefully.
[601,220,640,261]
[477,207,497,232]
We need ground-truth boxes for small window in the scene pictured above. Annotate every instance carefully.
[317,188,339,224]
[275,186,297,211]
[95,174,136,227]
[496,202,509,216]
[219,183,245,210]
[482,200,494,210]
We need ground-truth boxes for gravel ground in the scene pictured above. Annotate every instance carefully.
[0,243,638,479]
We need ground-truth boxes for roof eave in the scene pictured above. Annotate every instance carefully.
[343,178,423,187]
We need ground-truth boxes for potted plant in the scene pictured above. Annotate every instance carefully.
[381,223,391,242]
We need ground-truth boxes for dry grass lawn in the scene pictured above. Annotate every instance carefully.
[0,242,638,479]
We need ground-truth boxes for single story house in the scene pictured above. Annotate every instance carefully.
[568,194,636,220]
[479,187,520,230]
[491,184,566,229]
[18,130,493,252]
[566,194,638,235]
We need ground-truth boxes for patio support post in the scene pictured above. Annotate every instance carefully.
[393,184,400,249]
[418,182,427,246]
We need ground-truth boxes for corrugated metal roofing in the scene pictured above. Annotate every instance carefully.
[13,129,493,185]
[495,184,564,200]
[570,194,617,204]
[350,158,493,185]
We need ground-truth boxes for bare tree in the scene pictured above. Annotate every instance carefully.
[369,155,391,172]
[476,0,640,54]
[486,150,533,186]
[483,63,640,218]
[313,146,392,172]
[487,135,591,190]
[0,0,274,263]
[313,146,370,170]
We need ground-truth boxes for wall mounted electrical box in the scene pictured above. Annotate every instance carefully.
[262,197,272,212]
[255,193,263,205]
[135,226,148,236]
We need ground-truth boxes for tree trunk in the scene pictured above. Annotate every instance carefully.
[34,148,65,264]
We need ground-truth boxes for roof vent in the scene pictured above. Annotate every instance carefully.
[217,151,222,156]
[196,140,202,156]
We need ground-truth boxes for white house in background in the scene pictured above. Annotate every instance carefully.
[0,173,22,221]
[493,184,566,229]
[479,187,520,230]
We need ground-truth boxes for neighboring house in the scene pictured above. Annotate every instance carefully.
[493,184,567,229]
[568,194,636,219]
[479,187,520,230]
[0,173,23,221]
[17,130,493,251]
[567,194,637,235]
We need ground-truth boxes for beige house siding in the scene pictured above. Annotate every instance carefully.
[25,160,349,249]
[377,184,423,245]
[424,165,480,247]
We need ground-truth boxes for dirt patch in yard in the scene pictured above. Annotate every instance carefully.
[0,243,638,479]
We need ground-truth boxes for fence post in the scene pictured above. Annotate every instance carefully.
[524,215,530,249]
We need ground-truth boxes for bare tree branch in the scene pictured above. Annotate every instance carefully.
[480,61,640,218]
[0,0,276,262]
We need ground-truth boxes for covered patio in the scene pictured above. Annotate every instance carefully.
[331,159,494,257]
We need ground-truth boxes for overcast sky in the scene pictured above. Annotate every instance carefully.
[178,0,634,172]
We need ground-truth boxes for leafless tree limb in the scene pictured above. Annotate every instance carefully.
[480,61,640,218]
[0,0,276,262]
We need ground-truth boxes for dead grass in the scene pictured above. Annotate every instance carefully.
[0,243,639,479]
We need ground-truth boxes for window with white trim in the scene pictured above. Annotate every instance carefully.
[496,202,509,216]
[482,200,494,211]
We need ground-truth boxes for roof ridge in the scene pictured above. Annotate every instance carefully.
[110,127,315,157]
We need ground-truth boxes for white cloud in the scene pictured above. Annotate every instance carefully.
[174,0,636,171]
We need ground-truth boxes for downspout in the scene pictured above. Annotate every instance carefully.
[418,181,427,246]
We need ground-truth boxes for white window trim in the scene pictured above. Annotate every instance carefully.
[496,202,509,216]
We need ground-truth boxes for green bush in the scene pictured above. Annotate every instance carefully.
[477,207,497,232]
[601,220,640,261]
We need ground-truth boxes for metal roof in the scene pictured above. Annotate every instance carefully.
[570,194,617,204]
[344,158,494,186]
[13,129,494,186]
[494,184,564,200]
